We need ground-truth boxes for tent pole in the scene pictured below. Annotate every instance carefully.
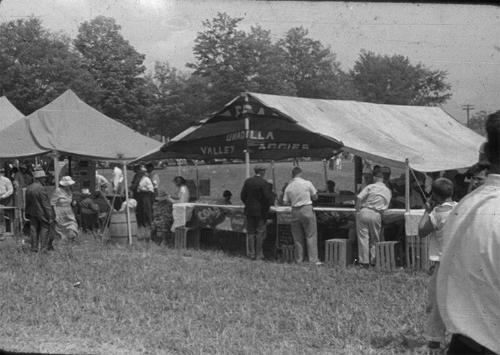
[123,162,132,245]
[195,160,200,199]
[244,115,250,179]
[405,158,410,212]
[53,151,59,187]
[323,159,328,189]
[271,160,276,193]
[177,159,181,176]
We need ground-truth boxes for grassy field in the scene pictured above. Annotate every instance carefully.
[0,234,429,355]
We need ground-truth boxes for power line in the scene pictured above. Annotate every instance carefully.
[462,104,475,127]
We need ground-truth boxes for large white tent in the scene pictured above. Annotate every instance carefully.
[136,92,484,173]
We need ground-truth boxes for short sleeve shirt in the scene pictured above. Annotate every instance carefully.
[357,182,391,212]
[283,177,317,207]
[427,201,457,261]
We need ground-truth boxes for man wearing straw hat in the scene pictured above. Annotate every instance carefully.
[25,169,53,252]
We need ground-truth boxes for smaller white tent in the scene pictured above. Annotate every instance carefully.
[0,96,23,131]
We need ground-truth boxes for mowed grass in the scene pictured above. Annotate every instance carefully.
[0,235,429,355]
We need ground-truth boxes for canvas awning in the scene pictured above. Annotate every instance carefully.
[136,92,484,172]
[0,90,162,161]
[0,96,23,131]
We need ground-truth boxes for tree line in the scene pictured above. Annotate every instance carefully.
[0,13,453,138]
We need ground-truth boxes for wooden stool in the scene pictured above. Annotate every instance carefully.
[281,245,295,263]
[405,235,429,271]
[375,241,398,272]
[325,239,351,268]
[174,226,200,249]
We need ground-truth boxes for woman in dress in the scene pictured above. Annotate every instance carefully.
[51,176,78,242]
[167,176,190,204]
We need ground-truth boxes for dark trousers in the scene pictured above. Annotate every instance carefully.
[30,217,50,252]
[448,334,496,355]
[246,215,266,259]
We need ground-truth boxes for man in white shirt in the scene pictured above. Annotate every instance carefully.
[437,111,500,354]
[0,168,14,233]
[355,170,392,267]
[283,167,320,264]
[135,166,154,241]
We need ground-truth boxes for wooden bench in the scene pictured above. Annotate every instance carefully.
[325,239,352,268]
[405,235,430,271]
[375,241,398,272]
[174,226,200,249]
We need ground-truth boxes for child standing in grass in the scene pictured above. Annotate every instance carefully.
[418,178,457,352]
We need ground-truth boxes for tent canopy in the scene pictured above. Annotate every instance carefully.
[0,90,161,161]
[134,94,344,163]
[0,96,23,131]
[136,92,484,171]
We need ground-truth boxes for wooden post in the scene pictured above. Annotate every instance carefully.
[195,160,200,199]
[244,116,250,179]
[52,151,59,187]
[405,158,410,213]
[123,162,132,245]
[271,160,276,193]
[323,159,328,189]
[176,159,182,176]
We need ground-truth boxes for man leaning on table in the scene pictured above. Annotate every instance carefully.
[355,170,392,268]
[283,167,321,265]
[437,111,500,355]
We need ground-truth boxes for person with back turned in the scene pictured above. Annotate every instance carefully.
[240,166,274,260]
[437,111,500,354]
[355,170,392,267]
[283,167,321,265]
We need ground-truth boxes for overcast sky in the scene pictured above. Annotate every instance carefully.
[1,0,499,122]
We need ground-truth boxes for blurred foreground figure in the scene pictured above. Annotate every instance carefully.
[437,111,500,355]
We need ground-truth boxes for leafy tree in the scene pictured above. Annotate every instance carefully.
[147,62,191,137]
[468,110,488,136]
[278,27,348,99]
[187,13,296,114]
[0,18,95,114]
[350,50,451,106]
[74,16,150,129]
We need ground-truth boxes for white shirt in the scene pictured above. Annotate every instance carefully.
[427,201,457,261]
[0,176,13,199]
[283,177,317,207]
[357,181,391,212]
[177,185,190,203]
[437,174,500,353]
[138,175,154,193]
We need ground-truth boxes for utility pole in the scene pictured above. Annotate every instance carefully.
[462,104,475,127]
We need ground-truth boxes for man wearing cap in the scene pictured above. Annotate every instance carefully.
[283,167,320,264]
[25,170,53,252]
[355,170,392,267]
[240,166,275,260]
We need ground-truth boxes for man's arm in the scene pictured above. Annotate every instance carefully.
[356,186,369,212]
[309,182,318,201]
[240,181,248,204]
[40,190,54,222]
[418,210,435,238]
